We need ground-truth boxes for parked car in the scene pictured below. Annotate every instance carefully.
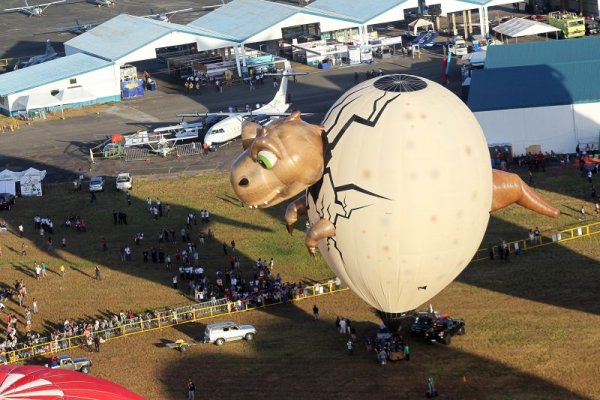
[586,19,599,35]
[115,172,133,190]
[0,193,15,210]
[48,355,92,373]
[410,312,465,345]
[203,322,256,346]
[88,176,105,192]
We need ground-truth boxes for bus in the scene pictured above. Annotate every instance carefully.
[547,11,585,38]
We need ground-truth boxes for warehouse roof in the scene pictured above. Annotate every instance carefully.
[468,61,600,112]
[0,53,113,96]
[485,37,600,69]
[306,0,409,24]
[66,14,239,61]
[188,0,310,42]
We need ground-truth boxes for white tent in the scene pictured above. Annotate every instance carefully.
[19,168,46,196]
[408,18,434,35]
[56,86,96,105]
[0,168,47,196]
[15,92,62,111]
[493,18,560,39]
[0,169,19,195]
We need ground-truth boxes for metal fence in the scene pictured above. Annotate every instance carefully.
[472,221,600,262]
[2,281,346,364]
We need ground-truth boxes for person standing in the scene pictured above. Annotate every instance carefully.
[403,343,410,361]
[94,335,101,352]
[187,378,195,400]
[346,339,353,355]
[32,298,39,314]
[18,224,23,238]
[60,265,65,278]
[172,276,178,289]
[312,304,319,320]
[95,265,102,280]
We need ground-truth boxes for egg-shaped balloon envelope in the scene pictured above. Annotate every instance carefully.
[306,74,492,327]
[0,365,145,399]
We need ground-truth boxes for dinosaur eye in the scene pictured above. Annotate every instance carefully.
[257,150,277,169]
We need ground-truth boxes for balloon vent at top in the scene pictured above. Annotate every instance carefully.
[373,75,427,93]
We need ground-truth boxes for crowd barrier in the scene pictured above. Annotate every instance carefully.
[472,221,600,262]
[2,280,347,364]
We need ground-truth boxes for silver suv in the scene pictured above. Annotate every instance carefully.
[204,322,256,346]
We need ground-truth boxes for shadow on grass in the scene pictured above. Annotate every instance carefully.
[158,304,587,400]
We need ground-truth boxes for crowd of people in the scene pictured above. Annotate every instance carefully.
[1,193,344,363]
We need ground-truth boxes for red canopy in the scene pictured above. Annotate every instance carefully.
[0,365,145,399]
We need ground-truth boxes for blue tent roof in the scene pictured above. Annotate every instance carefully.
[66,14,238,61]
[0,53,113,96]
[485,37,600,69]
[306,0,409,24]
[468,61,600,112]
[188,0,305,42]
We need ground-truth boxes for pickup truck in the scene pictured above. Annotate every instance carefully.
[410,312,465,345]
[48,355,92,373]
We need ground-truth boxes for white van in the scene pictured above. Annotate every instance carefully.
[203,322,256,346]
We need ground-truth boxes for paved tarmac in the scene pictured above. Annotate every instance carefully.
[0,0,220,59]
[0,49,460,183]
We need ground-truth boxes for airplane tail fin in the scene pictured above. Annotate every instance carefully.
[265,60,291,112]
[45,40,57,56]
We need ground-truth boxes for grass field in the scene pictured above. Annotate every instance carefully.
[1,166,599,399]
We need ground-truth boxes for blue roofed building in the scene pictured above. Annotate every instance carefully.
[467,38,600,155]
[65,14,240,64]
[0,53,120,116]
[187,0,360,44]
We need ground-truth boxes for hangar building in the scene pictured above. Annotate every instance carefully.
[0,53,120,117]
[468,37,600,155]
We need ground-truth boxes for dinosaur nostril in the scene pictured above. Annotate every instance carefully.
[239,178,249,187]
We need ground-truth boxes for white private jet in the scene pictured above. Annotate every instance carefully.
[142,8,194,22]
[178,66,306,149]
[4,0,65,17]
[93,0,114,8]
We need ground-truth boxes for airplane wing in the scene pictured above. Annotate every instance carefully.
[40,0,67,11]
[141,8,193,19]
[177,112,313,118]
[4,6,29,12]
[164,8,193,17]
[34,21,103,35]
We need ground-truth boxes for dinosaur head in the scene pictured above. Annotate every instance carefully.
[230,111,324,208]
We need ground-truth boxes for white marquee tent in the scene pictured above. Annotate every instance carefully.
[492,18,560,39]
[14,93,62,113]
[408,18,434,35]
[0,168,47,196]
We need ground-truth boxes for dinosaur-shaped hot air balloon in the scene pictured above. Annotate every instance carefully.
[230,74,559,328]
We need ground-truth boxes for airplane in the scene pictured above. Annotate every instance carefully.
[90,121,205,160]
[93,0,114,8]
[13,40,58,70]
[4,0,65,17]
[178,64,307,149]
[142,8,194,22]
[34,19,104,35]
